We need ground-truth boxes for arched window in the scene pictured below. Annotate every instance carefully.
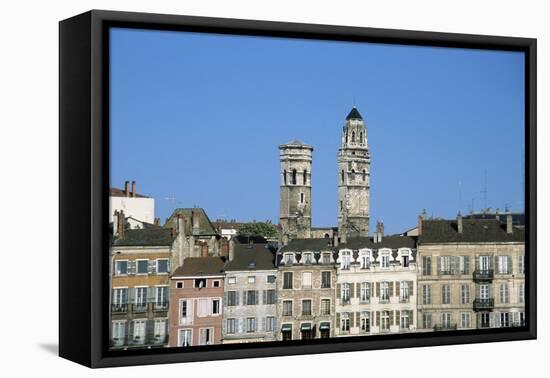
[362,169,366,182]
[283,170,287,185]
[341,170,345,184]
[300,193,304,203]
[303,170,307,185]
[292,169,297,185]
[351,169,355,181]
[351,131,355,142]
[360,132,363,143]
[345,133,348,143]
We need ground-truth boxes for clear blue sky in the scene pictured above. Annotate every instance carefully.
[110,28,525,234]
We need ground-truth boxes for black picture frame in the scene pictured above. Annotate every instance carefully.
[59,9,537,368]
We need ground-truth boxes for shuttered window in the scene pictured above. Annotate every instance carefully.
[460,285,470,304]
[500,284,509,304]
[497,256,512,274]
[422,285,431,305]
[519,283,525,303]
[320,299,331,315]
[283,272,293,289]
[302,300,312,316]
[282,300,292,316]
[380,282,390,302]
[422,256,431,276]
[136,259,148,274]
[302,272,312,288]
[321,271,331,288]
[441,284,451,304]
[227,291,237,306]
[226,318,236,334]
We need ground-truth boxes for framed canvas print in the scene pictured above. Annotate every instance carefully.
[59,10,537,368]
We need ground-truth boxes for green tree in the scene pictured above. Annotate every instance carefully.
[237,222,278,238]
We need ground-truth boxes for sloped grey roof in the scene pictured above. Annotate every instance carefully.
[113,228,174,247]
[345,107,363,120]
[419,219,525,244]
[164,208,218,236]
[224,244,276,271]
[338,235,416,250]
[279,238,335,252]
[172,257,225,277]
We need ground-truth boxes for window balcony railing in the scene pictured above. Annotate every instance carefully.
[473,269,494,282]
[153,302,169,312]
[341,297,351,305]
[132,303,149,313]
[434,323,457,332]
[111,304,128,314]
[473,298,495,311]
[399,297,410,303]
[379,297,390,304]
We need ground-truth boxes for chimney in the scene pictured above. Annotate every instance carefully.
[176,214,185,235]
[117,210,125,238]
[221,238,229,258]
[154,217,160,226]
[333,234,339,247]
[192,210,200,236]
[495,208,500,220]
[124,181,130,197]
[506,213,513,234]
[457,212,463,233]
[113,210,119,236]
[131,181,136,197]
[417,215,423,235]
[229,238,235,261]
[201,243,209,257]
[340,230,347,244]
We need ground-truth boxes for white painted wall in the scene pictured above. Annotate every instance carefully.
[110,196,155,224]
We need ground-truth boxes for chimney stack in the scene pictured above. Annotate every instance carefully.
[506,213,513,234]
[457,211,463,233]
[117,210,125,238]
[154,217,160,226]
[131,181,136,197]
[192,210,200,236]
[113,210,119,236]
[124,181,130,197]
[333,233,339,247]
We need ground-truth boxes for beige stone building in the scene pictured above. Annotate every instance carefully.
[334,224,417,336]
[417,213,525,331]
[276,238,337,340]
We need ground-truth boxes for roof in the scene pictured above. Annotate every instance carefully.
[338,235,416,250]
[164,208,219,236]
[109,187,150,198]
[233,235,269,244]
[279,140,313,149]
[345,107,363,121]
[172,257,226,277]
[419,218,525,244]
[279,238,335,252]
[224,244,276,271]
[113,228,174,247]
[463,212,525,226]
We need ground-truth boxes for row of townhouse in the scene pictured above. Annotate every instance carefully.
[110,210,526,348]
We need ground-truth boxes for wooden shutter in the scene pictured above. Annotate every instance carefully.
[356,312,361,327]
[389,281,394,297]
[127,260,136,275]
[350,282,355,298]
[148,260,156,274]
[263,290,267,305]
[396,281,401,298]
[396,310,400,327]
[350,312,355,328]
[376,282,380,297]
[507,256,512,274]
[409,281,414,296]
[336,313,341,329]
[409,310,414,325]
[437,256,441,275]
[390,310,395,326]
[376,311,380,327]
[427,256,432,275]
[355,282,360,298]
[463,256,470,274]
[337,284,341,299]
[255,290,259,305]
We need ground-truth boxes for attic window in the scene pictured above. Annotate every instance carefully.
[248,262,256,268]
[194,278,207,288]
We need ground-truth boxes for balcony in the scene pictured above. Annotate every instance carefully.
[473,269,494,282]
[341,297,351,305]
[152,302,169,312]
[473,298,495,311]
[434,324,457,332]
[111,304,128,314]
[132,303,149,313]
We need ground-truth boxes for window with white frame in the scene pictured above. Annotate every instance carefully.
[460,284,470,304]
[400,250,411,267]
[226,318,236,334]
[112,288,128,305]
[340,250,352,269]
[423,313,432,329]
[248,276,256,284]
[154,319,166,339]
[380,250,391,268]
[500,312,511,327]
[265,289,276,304]
[519,283,525,303]
[212,298,220,314]
[499,284,509,304]
[302,272,312,289]
[380,281,390,302]
[479,284,490,299]
[341,313,350,331]
[135,287,148,308]
[155,286,168,308]
[519,255,525,274]
[441,284,451,304]
[267,275,276,283]
[400,281,409,302]
[199,328,213,345]
[497,255,512,274]
[112,321,126,345]
[282,300,292,316]
[227,291,237,306]
[380,311,390,330]
[422,256,432,276]
[321,271,331,288]
[360,311,370,332]
[302,299,312,315]
[283,272,293,289]
[114,260,128,275]
[180,299,193,324]
[303,252,314,265]
[320,299,331,315]
[422,285,431,305]
[460,312,471,328]
[266,316,276,332]
[156,259,169,274]
[342,283,350,303]
[179,329,192,347]
[400,311,410,329]
[438,256,451,275]
[359,250,371,269]
[136,259,148,274]
[360,282,371,303]
[246,318,256,332]
[227,277,236,285]
[478,255,491,271]
[441,313,452,328]
[132,320,146,342]
[321,252,332,264]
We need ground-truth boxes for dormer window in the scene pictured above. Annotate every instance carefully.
[321,252,332,264]
[380,250,391,269]
[283,253,294,265]
[303,252,314,265]
[340,250,352,270]
[359,250,372,269]
[399,249,411,267]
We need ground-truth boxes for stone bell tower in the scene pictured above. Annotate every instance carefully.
[338,107,371,239]
[279,140,313,244]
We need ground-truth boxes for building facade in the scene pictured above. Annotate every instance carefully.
[168,257,226,347]
[279,140,313,242]
[337,107,371,239]
[334,228,417,336]
[417,213,525,331]
[110,180,155,224]
[110,214,173,349]
[276,239,337,340]
[222,243,278,343]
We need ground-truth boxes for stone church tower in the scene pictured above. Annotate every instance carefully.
[279,140,313,243]
[338,107,371,239]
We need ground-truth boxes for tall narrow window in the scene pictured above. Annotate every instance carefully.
[303,170,307,185]
[300,193,304,203]
[351,131,355,142]
[283,170,287,185]
[360,131,363,143]
[362,169,366,181]
[351,169,355,181]
[341,170,345,184]
[345,133,348,143]
[292,169,297,185]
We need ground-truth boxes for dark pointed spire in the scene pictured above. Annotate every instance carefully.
[345,106,363,120]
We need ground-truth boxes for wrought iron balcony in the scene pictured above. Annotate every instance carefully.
[132,303,149,313]
[111,304,128,314]
[473,269,494,282]
[433,323,457,332]
[473,298,495,311]
[152,302,169,312]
